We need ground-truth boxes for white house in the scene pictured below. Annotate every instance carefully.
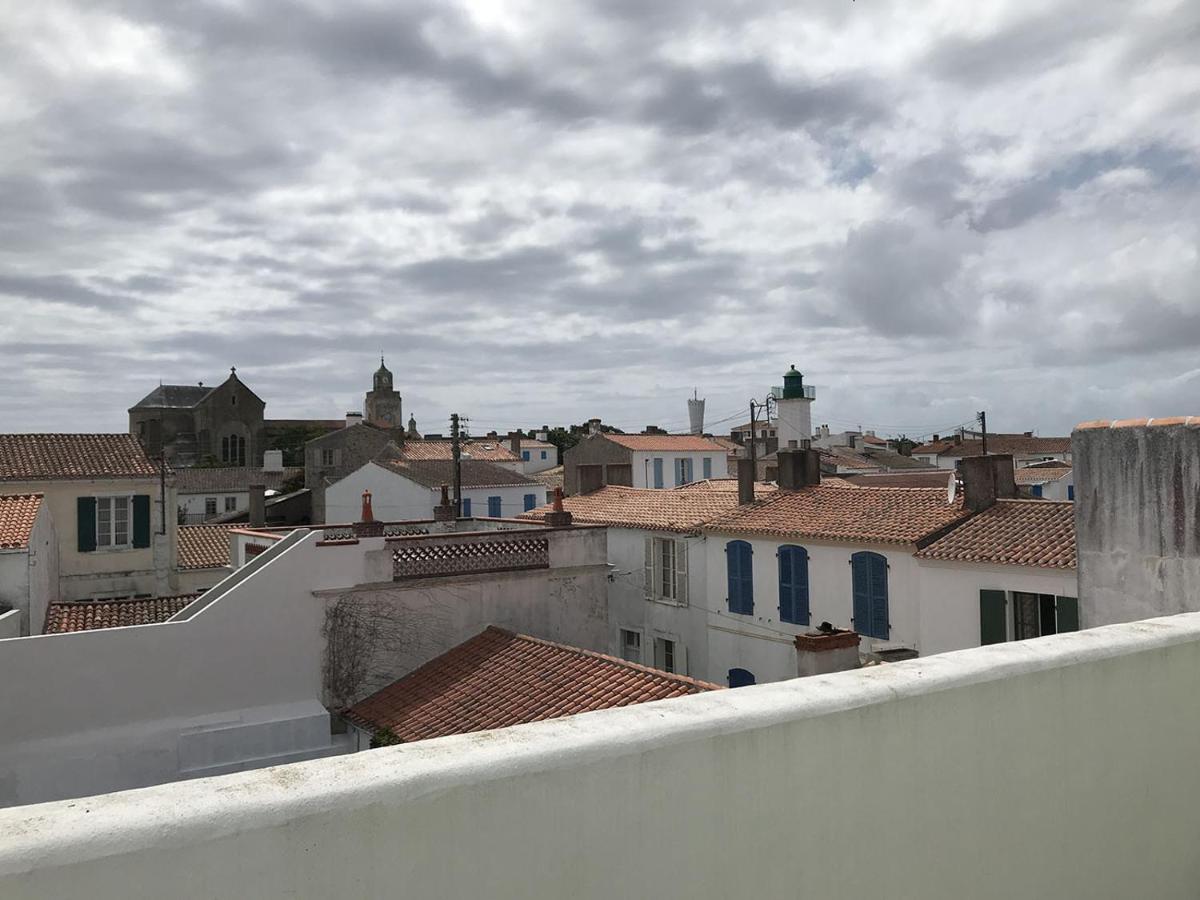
[518,438,558,475]
[564,432,731,495]
[175,451,301,523]
[912,432,1072,469]
[325,458,544,523]
[1014,462,1074,500]
[0,493,58,636]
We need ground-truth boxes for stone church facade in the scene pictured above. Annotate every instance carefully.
[364,359,402,428]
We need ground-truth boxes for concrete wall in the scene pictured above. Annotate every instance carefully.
[1075,420,1200,625]
[562,434,630,495]
[0,502,60,635]
[5,612,1200,899]
[1,477,175,601]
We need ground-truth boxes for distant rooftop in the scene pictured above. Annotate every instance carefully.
[175,466,302,494]
[377,458,536,489]
[603,434,729,453]
[177,524,237,570]
[0,434,162,482]
[129,384,213,410]
[521,484,775,533]
[913,433,1071,457]
[343,626,721,743]
[43,595,201,634]
[0,493,42,549]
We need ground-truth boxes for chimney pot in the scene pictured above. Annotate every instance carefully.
[509,431,522,457]
[959,454,1017,512]
[543,487,573,527]
[737,458,756,505]
[776,448,821,491]
[345,412,363,428]
[434,484,455,522]
[248,484,266,527]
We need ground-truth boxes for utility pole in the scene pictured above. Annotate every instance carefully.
[450,413,463,516]
[978,411,988,456]
[747,400,758,478]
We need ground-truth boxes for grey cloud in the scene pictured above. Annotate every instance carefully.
[0,273,129,309]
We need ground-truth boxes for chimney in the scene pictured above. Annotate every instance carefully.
[959,454,1017,513]
[795,624,861,678]
[433,484,455,522]
[345,412,363,428]
[1024,431,1034,437]
[737,458,756,505]
[248,484,266,527]
[353,489,385,537]
[509,431,523,457]
[536,430,548,442]
[487,430,499,440]
[588,418,602,435]
[848,434,857,449]
[932,434,940,442]
[543,487,573,527]
[776,448,821,490]
[262,449,283,473]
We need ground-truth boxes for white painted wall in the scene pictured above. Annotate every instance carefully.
[5,613,1200,899]
[0,502,58,635]
[916,560,1079,656]
[326,463,540,523]
[519,444,557,475]
[178,490,248,523]
[629,450,722,488]
[774,396,812,449]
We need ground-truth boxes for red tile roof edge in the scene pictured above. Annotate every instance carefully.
[1075,417,1200,430]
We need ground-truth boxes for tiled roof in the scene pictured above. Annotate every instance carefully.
[818,449,883,472]
[520,484,775,533]
[1075,417,1200,430]
[130,384,213,410]
[398,440,520,462]
[343,626,721,742]
[603,434,729,452]
[0,493,42,549]
[43,594,200,634]
[915,500,1076,569]
[0,433,161,481]
[177,524,236,570]
[530,465,564,490]
[913,434,1071,457]
[703,483,971,546]
[844,471,955,488]
[1014,466,1072,485]
[672,478,778,494]
[520,439,555,450]
[176,466,303,494]
[378,458,536,489]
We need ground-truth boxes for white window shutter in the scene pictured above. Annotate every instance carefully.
[644,537,654,600]
[675,539,688,606]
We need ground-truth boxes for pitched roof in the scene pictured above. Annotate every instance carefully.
[672,478,778,494]
[175,466,303,494]
[43,594,200,634]
[703,483,971,546]
[378,458,536,488]
[520,484,775,533]
[915,500,1076,569]
[519,439,555,450]
[843,471,956,489]
[913,434,1072,457]
[130,384,213,410]
[343,626,721,742]
[603,434,729,452]
[530,465,564,490]
[0,493,42,549]
[1014,466,1072,485]
[0,433,161,481]
[818,449,882,472]
[177,523,236,570]
[398,440,520,463]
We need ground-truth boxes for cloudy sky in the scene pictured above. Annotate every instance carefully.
[1,0,1197,439]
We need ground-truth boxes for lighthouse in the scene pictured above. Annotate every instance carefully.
[774,364,814,448]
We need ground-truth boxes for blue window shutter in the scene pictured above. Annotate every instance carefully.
[77,496,96,552]
[851,552,872,637]
[728,668,756,688]
[726,540,753,614]
[1068,485,1075,501]
[523,493,536,511]
[462,497,471,516]
[702,457,712,479]
[778,545,810,625]
[653,457,664,488]
[870,554,889,639]
[1031,484,1043,498]
[522,450,530,461]
[132,495,151,548]
[488,496,502,517]
[541,450,547,460]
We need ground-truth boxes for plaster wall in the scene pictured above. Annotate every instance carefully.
[6,613,1200,899]
[325,463,537,523]
[629,450,723,488]
[178,490,249,523]
[0,552,30,633]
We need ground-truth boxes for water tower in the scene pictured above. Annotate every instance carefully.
[687,389,706,435]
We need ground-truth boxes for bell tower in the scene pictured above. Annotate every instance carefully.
[364,357,403,429]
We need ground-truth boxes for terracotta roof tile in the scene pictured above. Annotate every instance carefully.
[671,478,778,494]
[176,466,302,493]
[603,434,730,452]
[398,440,520,462]
[912,434,1071,456]
[0,493,42,549]
[530,465,564,490]
[843,471,955,488]
[378,458,536,488]
[520,484,775,533]
[43,594,200,633]
[915,500,1076,569]
[177,524,236,570]
[703,483,970,545]
[1014,466,1072,484]
[0,434,161,481]
[343,626,721,742]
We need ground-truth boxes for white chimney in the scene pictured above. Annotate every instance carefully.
[346,411,364,428]
[536,431,548,442]
[262,449,284,473]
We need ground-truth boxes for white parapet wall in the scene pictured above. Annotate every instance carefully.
[2,612,1200,898]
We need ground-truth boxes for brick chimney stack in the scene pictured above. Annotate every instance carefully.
[543,487,573,527]
[354,489,384,537]
[433,484,455,523]
[959,454,1017,513]
[737,458,756,505]
[776,448,821,490]
[509,431,523,457]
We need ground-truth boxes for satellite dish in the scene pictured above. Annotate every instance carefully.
[947,472,958,505]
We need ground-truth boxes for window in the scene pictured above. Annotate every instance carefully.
[97,496,132,549]
[778,545,810,625]
[540,450,548,460]
[620,629,642,663]
[523,493,537,512]
[726,540,754,614]
[487,496,502,517]
[728,668,756,688]
[644,537,687,604]
[675,457,693,485]
[204,497,217,517]
[1068,485,1075,501]
[702,457,712,480]
[1011,592,1079,640]
[221,434,246,466]
[654,637,676,673]
[522,450,530,461]
[224,496,238,512]
[652,457,664,488]
[462,498,472,516]
[320,448,335,467]
[1030,484,1043,498]
[851,551,889,639]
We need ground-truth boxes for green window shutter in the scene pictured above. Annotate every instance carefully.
[1056,596,1079,633]
[132,495,152,548]
[979,589,1007,645]
[77,496,97,552]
